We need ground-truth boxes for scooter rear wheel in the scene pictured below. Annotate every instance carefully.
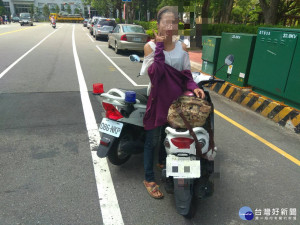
[107,128,132,165]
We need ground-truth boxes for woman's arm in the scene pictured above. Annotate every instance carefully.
[147,42,166,80]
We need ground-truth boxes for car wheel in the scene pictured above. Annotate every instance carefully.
[115,42,120,54]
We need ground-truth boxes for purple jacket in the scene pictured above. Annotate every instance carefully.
[143,42,199,130]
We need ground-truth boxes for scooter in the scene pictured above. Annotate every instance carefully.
[52,21,56,29]
[162,54,234,217]
[94,53,234,217]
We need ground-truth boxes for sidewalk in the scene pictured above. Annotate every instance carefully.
[188,50,202,71]
[188,50,300,134]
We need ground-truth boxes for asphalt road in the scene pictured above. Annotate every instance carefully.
[0,22,299,225]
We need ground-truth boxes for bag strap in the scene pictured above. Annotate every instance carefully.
[176,108,205,158]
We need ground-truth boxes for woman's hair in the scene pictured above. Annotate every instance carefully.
[157,6,178,25]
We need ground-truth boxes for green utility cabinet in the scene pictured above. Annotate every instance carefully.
[216,33,256,87]
[248,27,300,109]
[201,36,221,75]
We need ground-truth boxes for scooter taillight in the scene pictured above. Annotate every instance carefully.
[171,138,194,149]
[102,102,123,120]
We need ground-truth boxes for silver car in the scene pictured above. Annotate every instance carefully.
[92,18,116,40]
[19,13,33,26]
[108,24,150,54]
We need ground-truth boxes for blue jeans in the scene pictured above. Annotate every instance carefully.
[144,125,167,182]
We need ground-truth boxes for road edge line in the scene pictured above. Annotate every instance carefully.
[72,24,124,225]
[214,109,300,166]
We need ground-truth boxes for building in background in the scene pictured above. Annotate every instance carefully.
[3,0,84,18]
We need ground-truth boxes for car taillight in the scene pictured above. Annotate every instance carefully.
[147,37,151,42]
[97,25,101,28]
[120,34,127,41]
[171,138,194,149]
[102,102,123,120]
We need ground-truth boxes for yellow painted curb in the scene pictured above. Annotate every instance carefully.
[273,107,294,123]
[218,83,228,95]
[241,93,253,106]
[251,97,267,111]
[232,89,242,102]
[225,86,235,98]
[261,102,280,117]
[292,114,300,127]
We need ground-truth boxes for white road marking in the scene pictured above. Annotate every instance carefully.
[96,45,148,87]
[0,28,58,80]
[86,32,95,42]
[72,25,124,225]
[82,27,86,31]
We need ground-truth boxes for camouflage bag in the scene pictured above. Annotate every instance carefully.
[167,95,212,129]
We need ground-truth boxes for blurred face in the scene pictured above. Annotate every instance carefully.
[158,12,178,37]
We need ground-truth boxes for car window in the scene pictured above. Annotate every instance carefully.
[122,26,145,33]
[113,25,119,33]
[99,19,116,27]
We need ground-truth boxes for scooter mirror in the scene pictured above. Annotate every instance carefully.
[129,54,141,62]
[225,54,234,66]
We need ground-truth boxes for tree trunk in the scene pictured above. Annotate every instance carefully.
[201,0,210,24]
[220,0,234,23]
[259,0,280,25]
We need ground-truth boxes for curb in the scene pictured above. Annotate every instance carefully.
[210,82,300,134]
[190,62,300,134]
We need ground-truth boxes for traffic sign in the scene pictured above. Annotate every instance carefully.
[122,0,132,2]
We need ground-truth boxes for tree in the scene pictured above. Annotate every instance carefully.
[43,4,50,18]
[0,0,6,16]
[66,4,72,14]
[259,0,280,24]
[74,8,81,14]
[29,4,34,18]
[55,4,60,14]
[220,0,235,23]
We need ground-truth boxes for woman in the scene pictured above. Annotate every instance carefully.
[140,6,205,199]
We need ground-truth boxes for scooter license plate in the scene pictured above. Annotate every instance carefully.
[166,155,201,178]
[99,118,123,138]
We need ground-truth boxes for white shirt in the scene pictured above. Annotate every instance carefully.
[140,40,191,95]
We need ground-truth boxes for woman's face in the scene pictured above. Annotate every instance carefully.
[158,12,178,37]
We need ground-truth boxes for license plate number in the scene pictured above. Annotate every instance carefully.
[99,118,123,138]
[133,37,141,42]
[166,155,201,178]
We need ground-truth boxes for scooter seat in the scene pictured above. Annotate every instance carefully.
[118,88,148,104]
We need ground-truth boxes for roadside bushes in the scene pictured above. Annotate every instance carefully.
[131,20,300,37]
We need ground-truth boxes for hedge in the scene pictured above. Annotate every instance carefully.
[123,20,300,38]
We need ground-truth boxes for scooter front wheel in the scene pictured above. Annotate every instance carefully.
[107,128,132,165]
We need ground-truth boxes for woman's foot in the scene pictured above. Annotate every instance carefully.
[143,180,164,199]
[156,163,165,170]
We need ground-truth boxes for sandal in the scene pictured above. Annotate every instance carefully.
[156,163,165,170]
[143,180,164,199]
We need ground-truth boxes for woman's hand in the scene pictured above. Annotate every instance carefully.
[153,30,165,43]
[194,88,205,99]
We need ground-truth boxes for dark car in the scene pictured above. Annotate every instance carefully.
[92,18,116,40]
[83,19,88,27]
[12,16,20,23]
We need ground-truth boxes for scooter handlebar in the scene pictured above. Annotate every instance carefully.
[198,78,225,87]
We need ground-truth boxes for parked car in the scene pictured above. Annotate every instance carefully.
[87,19,92,29]
[89,17,101,35]
[83,19,88,27]
[12,16,20,23]
[94,26,114,40]
[108,24,150,54]
[92,18,116,40]
[19,13,33,26]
